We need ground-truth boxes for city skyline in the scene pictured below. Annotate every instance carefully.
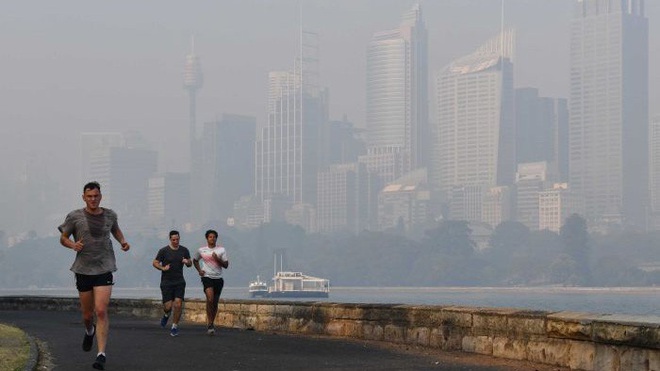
[1,0,659,235]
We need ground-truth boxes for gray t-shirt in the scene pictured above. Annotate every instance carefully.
[58,208,119,275]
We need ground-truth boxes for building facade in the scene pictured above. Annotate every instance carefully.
[254,33,329,209]
[433,30,516,200]
[366,4,428,178]
[569,0,648,228]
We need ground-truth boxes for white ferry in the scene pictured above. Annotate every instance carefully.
[248,275,269,298]
[266,271,330,298]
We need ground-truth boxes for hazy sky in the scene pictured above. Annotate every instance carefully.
[1,0,659,197]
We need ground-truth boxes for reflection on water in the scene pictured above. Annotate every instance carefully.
[2,286,659,316]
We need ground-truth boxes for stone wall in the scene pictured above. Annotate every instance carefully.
[1,296,658,371]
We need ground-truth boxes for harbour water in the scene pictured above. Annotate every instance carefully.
[1,286,658,316]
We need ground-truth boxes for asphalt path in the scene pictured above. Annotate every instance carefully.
[0,310,563,371]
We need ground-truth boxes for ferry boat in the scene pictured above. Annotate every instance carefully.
[248,275,269,298]
[266,271,330,298]
[248,253,330,298]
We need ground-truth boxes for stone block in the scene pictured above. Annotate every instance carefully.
[492,337,527,360]
[507,314,546,336]
[594,344,620,371]
[547,312,601,341]
[474,335,493,355]
[595,315,660,349]
[384,324,405,343]
[567,340,594,370]
[405,326,430,346]
[462,336,476,352]
[361,323,383,341]
[441,307,474,328]
[473,312,509,336]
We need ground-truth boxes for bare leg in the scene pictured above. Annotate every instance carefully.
[163,300,173,315]
[79,290,95,332]
[93,285,112,354]
[203,287,215,327]
[171,298,183,325]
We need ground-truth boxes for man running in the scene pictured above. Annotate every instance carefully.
[193,229,228,335]
[153,230,192,336]
[58,181,130,370]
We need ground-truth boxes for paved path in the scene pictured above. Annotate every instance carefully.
[0,310,563,371]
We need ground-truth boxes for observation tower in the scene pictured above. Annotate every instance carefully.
[183,37,203,154]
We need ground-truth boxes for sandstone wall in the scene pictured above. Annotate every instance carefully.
[1,297,658,371]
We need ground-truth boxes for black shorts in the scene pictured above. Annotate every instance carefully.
[160,282,186,303]
[75,272,114,292]
[201,277,224,294]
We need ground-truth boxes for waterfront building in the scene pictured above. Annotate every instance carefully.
[433,30,515,200]
[538,183,585,233]
[569,0,648,228]
[366,4,428,179]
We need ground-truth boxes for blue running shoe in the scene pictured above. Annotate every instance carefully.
[170,327,179,337]
[160,315,169,328]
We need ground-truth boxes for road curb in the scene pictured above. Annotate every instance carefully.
[23,333,39,371]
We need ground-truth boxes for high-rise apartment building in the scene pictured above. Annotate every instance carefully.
[147,172,191,230]
[83,134,157,233]
[193,114,256,227]
[366,4,428,180]
[433,31,516,199]
[569,0,648,228]
[515,88,569,181]
[317,163,377,234]
[255,32,328,208]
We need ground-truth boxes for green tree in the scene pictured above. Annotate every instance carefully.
[559,214,591,285]
[422,220,475,257]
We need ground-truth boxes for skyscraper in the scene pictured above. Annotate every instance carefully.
[569,0,648,228]
[184,38,205,229]
[649,115,660,230]
[82,132,158,232]
[365,3,428,181]
[255,31,328,207]
[197,114,257,226]
[183,37,203,156]
[433,30,516,199]
[515,88,569,181]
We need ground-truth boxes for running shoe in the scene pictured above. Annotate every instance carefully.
[82,325,95,352]
[170,327,179,337]
[92,354,106,370]
[207,326,215,336]
[160,315,169,328]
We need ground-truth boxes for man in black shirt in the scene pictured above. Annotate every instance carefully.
[153,230,192,336]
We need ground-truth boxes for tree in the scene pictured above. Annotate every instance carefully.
[560,214,591,285]
[489,221,530,253]
[423,220,475,257]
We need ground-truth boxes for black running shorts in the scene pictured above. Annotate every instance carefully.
[75,272,114,292]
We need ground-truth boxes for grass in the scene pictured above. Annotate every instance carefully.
[0,323,30,371]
